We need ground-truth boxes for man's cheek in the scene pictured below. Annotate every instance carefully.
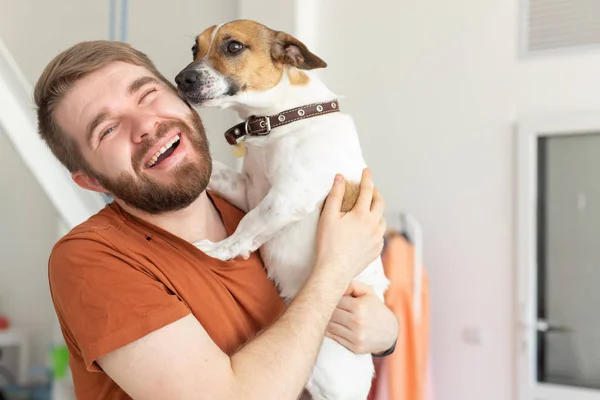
[157,93,191,114]
[101,151,131,174]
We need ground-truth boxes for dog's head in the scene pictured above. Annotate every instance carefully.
[175,19,327,107]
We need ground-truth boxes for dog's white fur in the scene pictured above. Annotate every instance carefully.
[187,25,389,400]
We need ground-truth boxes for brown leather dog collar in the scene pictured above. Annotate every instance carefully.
[224,100,340,145]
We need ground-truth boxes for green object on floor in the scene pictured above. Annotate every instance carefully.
[50,345,69,379]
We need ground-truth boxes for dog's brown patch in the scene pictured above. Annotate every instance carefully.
[193,20,326,92]
[195,25,217,60]
[287,68,309,86]
[341,181,361,213]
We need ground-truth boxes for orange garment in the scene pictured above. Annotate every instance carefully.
[48,191,285,400]
[369,233,430,400]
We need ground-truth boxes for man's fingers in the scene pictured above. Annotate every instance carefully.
[354,168,374,211]
[322,174,346,215]
[325,329,355,353]
[326,321,353,340]
[338,291,356,309]
[345,280,374,298]
[370,187,385,217]
[377,217,387,238]
[330,307,354,328]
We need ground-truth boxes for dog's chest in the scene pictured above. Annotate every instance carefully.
[240,132,305,204]
[241,143,276,208]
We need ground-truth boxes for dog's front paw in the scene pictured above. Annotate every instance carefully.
[194,239,231,260]
[194,239,218,253]
[215,237,253,260]
[207,176,220,192]
[195,237,254,261]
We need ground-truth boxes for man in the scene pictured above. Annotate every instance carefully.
[35,40,398,400]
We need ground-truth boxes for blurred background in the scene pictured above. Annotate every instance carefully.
[1,0,600,399]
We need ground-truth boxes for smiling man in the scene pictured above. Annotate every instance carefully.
[35,40,397,400]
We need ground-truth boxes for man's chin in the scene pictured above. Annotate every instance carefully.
[109,179,206,215]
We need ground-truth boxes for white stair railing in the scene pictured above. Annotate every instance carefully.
[0,37,106,229]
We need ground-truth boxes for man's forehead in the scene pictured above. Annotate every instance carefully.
[83,62,155,89]
[55,62,158,142]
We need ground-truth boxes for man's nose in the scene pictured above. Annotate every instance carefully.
[175,69,200,93]
[132,116,159,143]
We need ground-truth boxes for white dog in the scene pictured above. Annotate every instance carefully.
[175,19,389,400]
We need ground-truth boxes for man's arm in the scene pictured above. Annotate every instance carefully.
[99,265,346,400]
[98,169,386,400]
[326,280,399,355]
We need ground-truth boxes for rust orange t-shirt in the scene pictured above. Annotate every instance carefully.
[48,191,285,399]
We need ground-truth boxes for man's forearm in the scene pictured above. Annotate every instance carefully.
[230,264,348,400]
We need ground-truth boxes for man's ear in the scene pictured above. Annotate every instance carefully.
[271,31,327,70]
[72,171,107,194]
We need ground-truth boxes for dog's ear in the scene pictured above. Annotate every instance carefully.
[271,31,327,70]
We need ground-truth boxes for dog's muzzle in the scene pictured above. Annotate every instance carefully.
[175,64,236,105]
[175,68,202,94]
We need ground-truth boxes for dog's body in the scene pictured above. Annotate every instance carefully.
[176,20,389,400]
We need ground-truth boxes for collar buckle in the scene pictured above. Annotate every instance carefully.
[246,115,271,136]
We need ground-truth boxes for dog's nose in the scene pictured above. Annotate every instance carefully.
[175,69,199,92]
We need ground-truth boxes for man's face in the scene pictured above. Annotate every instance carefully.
[55,61,212,214]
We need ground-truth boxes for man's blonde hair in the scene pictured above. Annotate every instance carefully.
[34,40,175,173]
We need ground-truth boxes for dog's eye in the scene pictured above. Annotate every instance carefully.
[226,41,245,54]
[191,43,198,59]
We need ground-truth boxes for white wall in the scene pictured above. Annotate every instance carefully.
[238,0,295,32]
[309,1,600,400]
[0,126,58,370]
[0,0,108,85]
[518,51,600,113]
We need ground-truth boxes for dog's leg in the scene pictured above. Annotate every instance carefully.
[208,160,249,212]
[195,185,318,261]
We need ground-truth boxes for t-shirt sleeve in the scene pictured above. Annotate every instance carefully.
[48,232,191,372]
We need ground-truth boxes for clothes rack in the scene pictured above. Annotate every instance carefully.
[397,212,424,323]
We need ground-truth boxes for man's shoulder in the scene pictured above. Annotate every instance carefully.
[51,204,124,259]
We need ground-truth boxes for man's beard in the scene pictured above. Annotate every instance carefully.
[92,110,212,214]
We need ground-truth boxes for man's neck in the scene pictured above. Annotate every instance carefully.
[115,191,228,243]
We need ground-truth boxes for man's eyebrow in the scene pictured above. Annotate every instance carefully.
[85,77,161,145]
[86,110,109,145]
[128,76,160,95]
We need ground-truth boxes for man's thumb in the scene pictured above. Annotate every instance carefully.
[323,174,346,214]
[344,280,374,297]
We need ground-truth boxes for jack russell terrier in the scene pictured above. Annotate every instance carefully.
[175,19,390,400]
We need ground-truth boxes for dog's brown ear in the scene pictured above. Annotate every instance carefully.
[271,31,327,70]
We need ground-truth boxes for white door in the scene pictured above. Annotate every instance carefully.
[517,112,600,400]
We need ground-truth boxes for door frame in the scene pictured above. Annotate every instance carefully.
[516,110,600,400]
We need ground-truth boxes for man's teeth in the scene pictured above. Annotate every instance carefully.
[146,135,180,168]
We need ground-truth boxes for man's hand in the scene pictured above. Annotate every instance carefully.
[315,169,386,281]
[326,280,398,355]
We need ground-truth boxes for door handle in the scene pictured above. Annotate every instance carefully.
[536,319,574,333]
